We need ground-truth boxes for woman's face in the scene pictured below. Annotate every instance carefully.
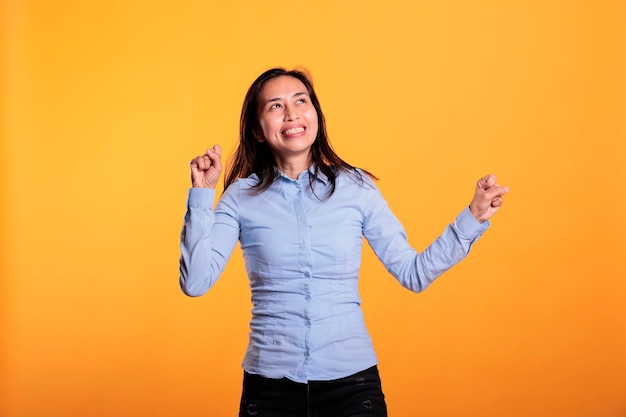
[256,75,319,164]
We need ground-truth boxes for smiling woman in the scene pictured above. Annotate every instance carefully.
[179,67,509,417]
[256,76,319,177]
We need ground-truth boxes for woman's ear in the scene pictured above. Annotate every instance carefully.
[253,126,265,143]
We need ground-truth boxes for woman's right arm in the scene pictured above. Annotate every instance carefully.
[179,186,240,296]
[179,145,240,296]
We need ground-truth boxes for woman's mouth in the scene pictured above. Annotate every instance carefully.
[282,127,305,136]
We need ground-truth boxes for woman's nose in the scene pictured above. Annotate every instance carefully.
[283,105,298,121]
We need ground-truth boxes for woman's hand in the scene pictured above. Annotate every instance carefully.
[469,174,510,223]
[190,145,222,189]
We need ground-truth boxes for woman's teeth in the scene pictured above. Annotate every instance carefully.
[283,127,304,135]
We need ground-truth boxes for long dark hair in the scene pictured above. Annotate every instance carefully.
[224,67,376,199]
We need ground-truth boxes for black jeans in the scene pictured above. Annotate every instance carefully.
[239,366,388,417]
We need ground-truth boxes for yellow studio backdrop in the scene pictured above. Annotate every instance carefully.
[1,1,625,416]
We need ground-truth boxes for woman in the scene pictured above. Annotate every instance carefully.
[180,67,509,417]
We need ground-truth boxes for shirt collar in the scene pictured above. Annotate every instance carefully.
[247,165,330,185]
[276,165,330,185]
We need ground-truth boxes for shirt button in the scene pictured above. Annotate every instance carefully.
[305,295,311,301]
[304,351,310,357]
[305,319,311,327]
[304,272,310,278]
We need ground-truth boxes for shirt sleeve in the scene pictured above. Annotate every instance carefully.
[179,184,241,296]
[362,182,489,292]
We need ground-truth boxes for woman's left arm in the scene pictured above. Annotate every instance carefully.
[363,174,509,292]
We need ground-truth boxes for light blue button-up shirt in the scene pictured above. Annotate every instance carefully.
[180,168,488,383]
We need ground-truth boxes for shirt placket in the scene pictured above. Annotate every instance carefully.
[293,180,312,378]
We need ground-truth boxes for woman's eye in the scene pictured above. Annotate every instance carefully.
[296,98,306,104]
[270,103,282,109]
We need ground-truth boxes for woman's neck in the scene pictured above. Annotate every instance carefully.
[275,154,312,179]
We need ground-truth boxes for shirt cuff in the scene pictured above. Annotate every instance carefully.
[187,187,216,208]
[455,206,490,239]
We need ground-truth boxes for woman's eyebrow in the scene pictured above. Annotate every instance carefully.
[266,92,308,103]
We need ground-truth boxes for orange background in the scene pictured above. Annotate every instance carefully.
[2,1,625,416]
